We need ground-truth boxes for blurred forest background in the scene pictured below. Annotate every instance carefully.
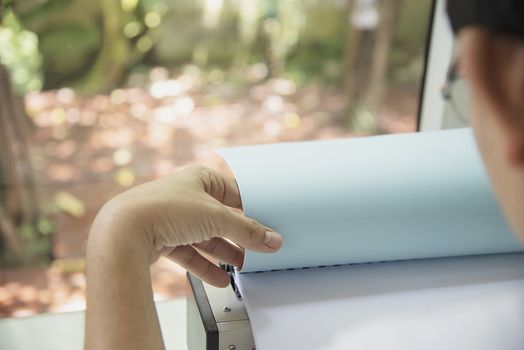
[0,0,432,317]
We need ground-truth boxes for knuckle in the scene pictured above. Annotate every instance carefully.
[186,164,207,176]
[201,263,215,280]
[186,164,216,193]
[245,219,261,242]
[208,202,227,218]
[181,247,199,266]
[200,238,220,254]
[206,204,228,236]
[234,247,243,266]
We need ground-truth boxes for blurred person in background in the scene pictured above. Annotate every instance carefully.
[85,1,524,349]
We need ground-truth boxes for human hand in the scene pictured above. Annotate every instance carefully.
[89,165,283,287]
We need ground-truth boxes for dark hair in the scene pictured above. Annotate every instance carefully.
[447,0,524,40]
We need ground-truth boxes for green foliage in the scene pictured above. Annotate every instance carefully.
[12,0,73,23]
[37,219,54,236]
[0,9,43,93]
[0,222,53,267]
[0,0,14,15]
[1,0,432,93]
[39,23,101,86]
[347,103,378,134]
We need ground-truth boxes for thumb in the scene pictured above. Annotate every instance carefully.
[217,211,283,253]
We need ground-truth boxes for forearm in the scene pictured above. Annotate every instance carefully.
[84,214,164,350]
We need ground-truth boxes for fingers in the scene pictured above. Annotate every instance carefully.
[188,165,243,209]
[193,237,244,268]
[167,245,230,288]
[217,211,283,253]
[179,165,284,255]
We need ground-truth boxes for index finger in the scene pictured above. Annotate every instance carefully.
[190,165,243,209]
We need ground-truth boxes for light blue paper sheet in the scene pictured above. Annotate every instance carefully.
[220,128,522,273]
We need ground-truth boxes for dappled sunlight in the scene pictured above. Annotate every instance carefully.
[0,0,429,318]
[0,66,418,317]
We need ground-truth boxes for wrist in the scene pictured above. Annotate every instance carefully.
[88,201,154,266]
[85,201,163,350]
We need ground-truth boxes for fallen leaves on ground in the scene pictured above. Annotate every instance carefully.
[1,68,417,318]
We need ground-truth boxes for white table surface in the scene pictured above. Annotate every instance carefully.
[0,297,188,350]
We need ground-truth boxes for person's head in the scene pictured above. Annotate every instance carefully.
[447,0,524,242]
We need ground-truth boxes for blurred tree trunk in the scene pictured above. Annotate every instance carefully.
[364,0,401,115]
[0,64,41,264]
[345,27,374,110]
[77,0,130,93]
[344,0,400,131]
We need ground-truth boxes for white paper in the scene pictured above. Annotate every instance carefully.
[236,253,524,350]
[219,129,524,349]
[220,128,521,273]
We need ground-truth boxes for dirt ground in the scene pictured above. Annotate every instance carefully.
[0,69,417,318]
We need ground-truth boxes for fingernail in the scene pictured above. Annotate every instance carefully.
[264,230,283,249]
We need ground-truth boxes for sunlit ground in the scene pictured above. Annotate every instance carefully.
[0,66,417,318]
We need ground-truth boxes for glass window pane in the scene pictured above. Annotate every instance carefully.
[0,0,434,318]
